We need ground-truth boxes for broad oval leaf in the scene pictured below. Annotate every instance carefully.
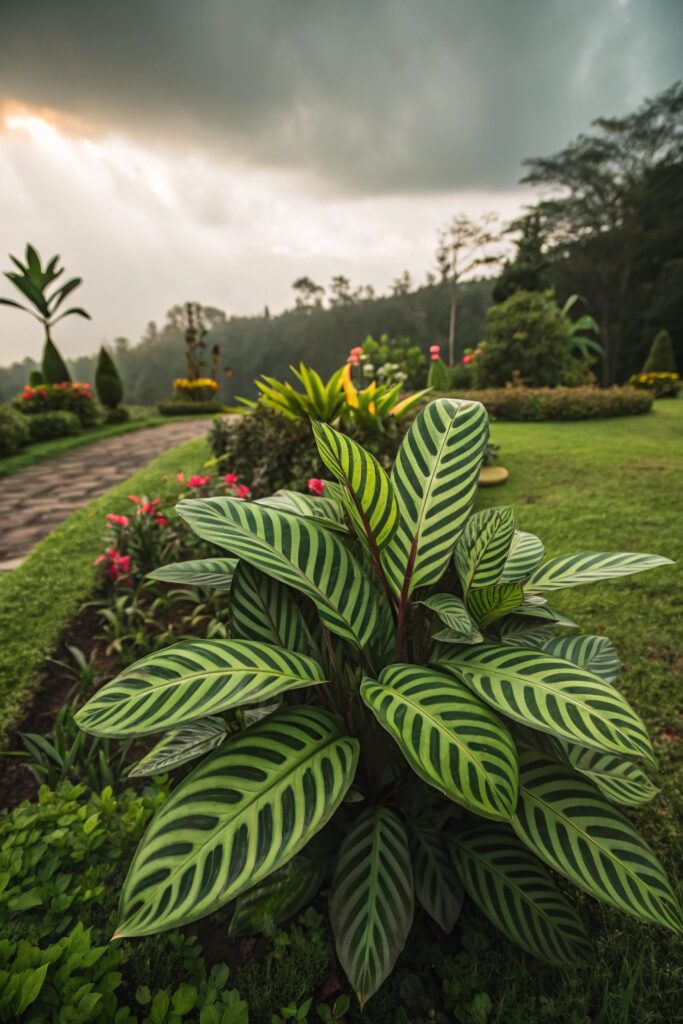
[526,551,673,592]
[455,506,515,593]
[256,490,348,533]
[418,593,481,643]
[450,824,590,965]
[382,398,489,599]
[229,561,318,656]
[499,531,545,583]
[177,497,391,652]
[129,717,230,777]
[409,820,464,932]
[330,807,413,1006]
[432,642,654,767]
[147,557,238,591]
[115,706,359,937]
[513,752,683,933]
[467,583,524,628]
[312,420,399,549]
[542,634,620,685]
[361,664,518,821]
[76,639,326,738]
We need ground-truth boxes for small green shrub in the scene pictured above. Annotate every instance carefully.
[28,369,44,386]
[42,336,72,384]
[0,405,29,456]
[473,290,590,388]
[440,385,653,421]
[25,409,81,441]
[642,329,677,374]
[360,334,427,389]
[158,399,224,416]
[95,345,124,408]
[102,405,131,424]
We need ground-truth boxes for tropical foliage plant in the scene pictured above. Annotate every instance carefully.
[76,397,680,1006]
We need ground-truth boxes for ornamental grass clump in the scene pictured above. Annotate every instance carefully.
[76,397,680,1006]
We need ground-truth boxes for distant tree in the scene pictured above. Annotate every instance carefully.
[436,213,499,364]
[0,244,91,382]
[292,276,325,311]
[353,284,376,301]
[391,270,413,296]
[642,329,677,373]
[493,210,551,302]
[329,275,354,306]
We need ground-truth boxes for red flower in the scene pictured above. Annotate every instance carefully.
[429,344,441,354]
[307,478,326,496]
[187,474,210,488]
[224,473,239,485]
[140,498,160,515]
[430,353,440,361]
[106,513,130,527]
[155,515,169,527]
[128,495,142,504]
[236,484,251,499]
[462,354,474,365]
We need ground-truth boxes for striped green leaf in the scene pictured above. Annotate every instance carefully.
[418,593,481,643]
[467,583,524,628]
[177,497,390,652]
[382,398,489,599]
[330,807,413,1006]
[513,752,682,933]
[455,506,515,593]
[312,420,399,549]
[542,634,620,685]
[229,561,317,656]
[129,717,230,777]
[527,551,673,592]
[409,821,464,932]
[361,665,518,821]
[432,643,654,767]
[256,490,348,533]
[147,557,238,591]
[115,706,359,937]
[76,639,326,738]
[499,619,558,650]
[229,839,331,936]
[450,824,590,965]
[499,531,545,583]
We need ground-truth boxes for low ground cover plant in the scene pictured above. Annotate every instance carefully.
[76,397,680,1007]
[628,370,680,398]
[440,384,653,421]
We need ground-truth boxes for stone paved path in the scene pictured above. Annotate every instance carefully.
[0,420,210,570]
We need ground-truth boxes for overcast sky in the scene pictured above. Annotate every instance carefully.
[1,0,681,365]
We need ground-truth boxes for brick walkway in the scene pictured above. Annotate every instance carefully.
[0,420,210,570]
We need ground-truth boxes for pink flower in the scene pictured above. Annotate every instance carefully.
[224,473,239,485]
[429,344,441,354]
[346,354,360,365]
[350,346,363,356]
[236,484,251,499]
[430,353,440,362]
[462,354,474,365]
[187,474,210,488]
[128,495,141,504]
[175,471,185,483]
[307,478,326,496]
[106,513,130,527]
[155,515,169,527]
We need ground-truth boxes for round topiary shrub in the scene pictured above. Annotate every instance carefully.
[473,290,590,389]
[0,405,30,456]
[95,345,124,408]
[25,410,82,442]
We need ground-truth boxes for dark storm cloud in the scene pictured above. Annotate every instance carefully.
[1,0,681,193]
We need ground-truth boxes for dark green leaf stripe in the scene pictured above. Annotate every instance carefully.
[330,807,413,1005]
[455,506,515,593]
[312,420,399,549]
[542,635,620,685]
[361,665,518,821]
[450,824,590,965]
[527,551,673,592]
[509,602,579,628]
[177,497,390,651]
[76,639,326,738]
[513,753,683,933]
[432,643,655,767]
[467,583,524,628]
[499,619,558,650]
[129,717,229,777]
[409,821,463,932]
[147,557,238,591]
[381,398,489,598]
[499,531,545,583]
[230,562,317,656]
[256,489,348,533]
[418,593,480,643]
[115,707,359,937]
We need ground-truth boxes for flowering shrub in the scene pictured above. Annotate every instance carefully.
[174,378,220,401]
[176,471,252,500]
[628,371,680,398]
[16,381,98,426]
[96,495,174,585]
[360,334,426,389]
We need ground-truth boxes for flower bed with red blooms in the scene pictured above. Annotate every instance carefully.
[96,494,178,585]
[15,381,99,426]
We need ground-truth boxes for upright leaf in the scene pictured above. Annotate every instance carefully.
[450,824,590,965]
[115,707,359,937]
[409,821,464,932]
[76,639,326,738]
[467,583,524,628]
[455,506,515,593]
[382,399,489,599]
[418,593,481,643]
[361,665,518,821]
[330,808,413,1005]
[513,752,682,933]
[527,551,673,592]
[499,531,545,583]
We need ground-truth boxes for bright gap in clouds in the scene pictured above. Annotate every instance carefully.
[0,102,531,365]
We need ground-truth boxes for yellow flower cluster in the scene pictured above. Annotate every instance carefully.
[174,378,219,391]
[629,372,679,384]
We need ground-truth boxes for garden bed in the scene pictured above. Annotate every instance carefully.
[435,384,654,420]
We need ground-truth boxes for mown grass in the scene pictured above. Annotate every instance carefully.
[0,436,209,746]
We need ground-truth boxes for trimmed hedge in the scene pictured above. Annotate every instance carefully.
[0,406,29,456]
[25,410,81,442]
[158,399,225,416]
[439,386,654,421]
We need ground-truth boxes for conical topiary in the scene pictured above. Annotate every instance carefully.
[95,345,124,409]
[642,329,677,373]
[42,336,71,384]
